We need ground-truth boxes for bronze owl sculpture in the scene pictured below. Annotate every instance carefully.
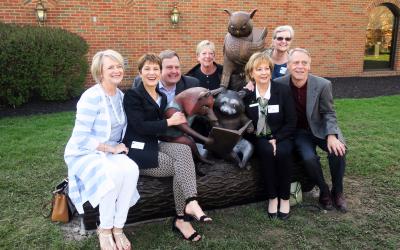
[221,9,267,91]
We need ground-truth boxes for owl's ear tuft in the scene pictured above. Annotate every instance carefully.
[224,9,232,16]
[249,9,257,19]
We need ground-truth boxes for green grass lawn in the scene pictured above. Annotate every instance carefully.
[1,95,399,249]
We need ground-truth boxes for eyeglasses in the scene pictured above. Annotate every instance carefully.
[275,37,292,42]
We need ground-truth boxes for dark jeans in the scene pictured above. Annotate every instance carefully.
[255,137,293,200]
[294,129,346,194]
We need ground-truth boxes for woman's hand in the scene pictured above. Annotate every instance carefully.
[269,139,276,156]
[167,112,187,126]
[112,143,129,154]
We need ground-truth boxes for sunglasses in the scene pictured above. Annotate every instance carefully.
[275,37,292,42]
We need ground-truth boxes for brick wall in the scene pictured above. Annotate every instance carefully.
[1,0,399,88]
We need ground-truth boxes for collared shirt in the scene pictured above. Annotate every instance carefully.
[158,81,176,103]
[255,83,271,116]
[290,78,309,130]
[255,83,271,100]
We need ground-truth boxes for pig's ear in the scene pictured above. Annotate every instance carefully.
[210,87,224,96]
[198,91,211,99]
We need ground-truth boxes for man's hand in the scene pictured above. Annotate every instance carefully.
[327,135,346,156]
[244,81,255,91]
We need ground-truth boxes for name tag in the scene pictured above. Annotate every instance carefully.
[279,67,287,75]
[131,141,145,150]
[249,103,259,108]
[268,105,279,113]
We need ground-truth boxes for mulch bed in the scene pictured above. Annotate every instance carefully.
[1,76,399,118]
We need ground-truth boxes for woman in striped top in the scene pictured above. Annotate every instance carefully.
[64,49,139,250]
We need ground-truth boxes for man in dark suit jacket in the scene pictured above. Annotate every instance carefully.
[132,50,199,103]
[275,48,347,212]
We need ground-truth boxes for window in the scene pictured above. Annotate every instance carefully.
[364,4,398,70]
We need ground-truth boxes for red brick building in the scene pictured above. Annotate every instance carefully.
[1,0,399,87]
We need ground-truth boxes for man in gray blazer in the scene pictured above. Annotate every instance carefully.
[275,48,347,212]
[132,50,199,103]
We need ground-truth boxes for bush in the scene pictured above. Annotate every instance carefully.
[0,22,88,107]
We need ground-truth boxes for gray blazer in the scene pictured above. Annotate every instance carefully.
[274,74,345,144]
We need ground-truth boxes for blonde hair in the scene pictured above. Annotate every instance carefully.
[196,40,216,55]
[245,52,274,82]
[91,49,124,83]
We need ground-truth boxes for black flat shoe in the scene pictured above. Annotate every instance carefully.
[267,212,277,219]
[172,215,202,242]
[184,197,212,223]
[278,211,290,220]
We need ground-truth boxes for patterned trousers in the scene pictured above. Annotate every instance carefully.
[140,142,197,214]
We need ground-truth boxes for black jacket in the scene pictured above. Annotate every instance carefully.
[123,83,168,169]
[186,62,223,90]
[132,75,199,95]
[243,81,297,142]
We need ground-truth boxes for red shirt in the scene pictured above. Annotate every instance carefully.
[290,79,310,130]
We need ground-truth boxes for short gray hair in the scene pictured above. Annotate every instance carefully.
[272,25,294,39]
[288,48,312,63]
[91,49,124,84]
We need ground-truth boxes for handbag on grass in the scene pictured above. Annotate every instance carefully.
[51,192,69,222]
[289,181,303,206]
[43,178,74,223]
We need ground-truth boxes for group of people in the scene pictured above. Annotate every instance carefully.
[64,25,347,249]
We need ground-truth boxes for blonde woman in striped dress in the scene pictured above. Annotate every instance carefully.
[64,49,139,250]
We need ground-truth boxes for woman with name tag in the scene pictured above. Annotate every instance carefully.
[64,49,140,250]
[244,25,294,90]
[243,52,296,220]
[266,25,294,79]
[123,53,212,242]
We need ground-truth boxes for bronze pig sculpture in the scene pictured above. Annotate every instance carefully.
[162,87,222,164]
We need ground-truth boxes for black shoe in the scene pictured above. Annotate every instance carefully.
[267,212,277,219]
[184,197,212,223]
[319,191,333,210]
[332,191,348,213]
[278,211,290,220]
[172,215,202,242]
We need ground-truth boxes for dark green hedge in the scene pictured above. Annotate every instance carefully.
[0,22,88,107]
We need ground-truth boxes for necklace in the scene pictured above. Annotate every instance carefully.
[100,83,124,125]
[107,94,124,125]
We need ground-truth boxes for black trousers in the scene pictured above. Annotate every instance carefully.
[255,137,294,200]
[293,129,346,195]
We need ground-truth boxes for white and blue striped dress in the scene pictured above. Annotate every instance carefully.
[64,84,139,214]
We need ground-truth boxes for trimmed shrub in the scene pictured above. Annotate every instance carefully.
[0,22,88,107]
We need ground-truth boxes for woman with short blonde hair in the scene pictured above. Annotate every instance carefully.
[65,49,140,250]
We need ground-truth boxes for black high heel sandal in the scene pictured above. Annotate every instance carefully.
[172,215,202,242]
[278,211,290,220]
[184,197,212,223]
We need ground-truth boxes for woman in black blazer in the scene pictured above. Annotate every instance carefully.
[243,52,297,220]
[123,53,211,242]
